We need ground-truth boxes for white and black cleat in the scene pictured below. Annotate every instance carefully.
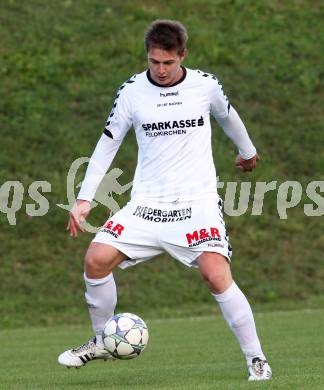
[248,357,272,381]
[58,337,115,368]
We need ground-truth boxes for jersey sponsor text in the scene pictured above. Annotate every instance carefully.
[186,227,221,247]
[142,116,204,137]
[100,220,125,238]
[133,205,192,222]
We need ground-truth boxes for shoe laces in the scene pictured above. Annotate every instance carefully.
[252,358,265,375]
[72,338,96,354]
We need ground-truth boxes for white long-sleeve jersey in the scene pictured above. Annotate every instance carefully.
[78,67,256,202]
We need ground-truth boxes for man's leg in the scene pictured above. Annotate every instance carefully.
[198,252,271,380]
[58,243,127,368]
[83,242,128,346]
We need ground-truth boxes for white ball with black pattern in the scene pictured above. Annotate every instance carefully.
[103,313,149,359]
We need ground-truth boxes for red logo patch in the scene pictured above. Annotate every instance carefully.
[102,220,124,237]
[186,227,220,245]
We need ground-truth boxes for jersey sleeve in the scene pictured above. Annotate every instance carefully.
[200,71,256,159]
[77,135,122,201]
[216,106,257,159]
[206,75,230,119]
[103,76,135,141]
[77,76,136,201]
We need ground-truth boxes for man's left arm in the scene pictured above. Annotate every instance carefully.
[207,76,259,172]
[216,106,259,172]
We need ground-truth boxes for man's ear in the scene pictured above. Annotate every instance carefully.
[180,49,188,61]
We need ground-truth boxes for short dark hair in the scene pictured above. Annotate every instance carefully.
[144,20,188,55]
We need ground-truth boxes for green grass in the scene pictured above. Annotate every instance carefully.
[2,309,324,389]
[1,0,324,327]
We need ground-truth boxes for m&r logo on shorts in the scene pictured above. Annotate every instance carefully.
[186,227,221,248]
[101,220,124,238]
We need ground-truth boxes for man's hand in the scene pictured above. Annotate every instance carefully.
[235,154,260,172]
[66,199,91,237]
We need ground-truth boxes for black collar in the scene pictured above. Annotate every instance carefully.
[146,66,187,88]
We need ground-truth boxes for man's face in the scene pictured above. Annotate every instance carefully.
[147,47,185,86]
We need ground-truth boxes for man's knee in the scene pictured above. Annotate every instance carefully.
[84,250,107,274]
[198,252,232,293]
[84,243,125,278]
[201,270,228,289]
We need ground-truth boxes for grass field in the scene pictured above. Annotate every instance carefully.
[2,309,324,389]
[1,0,324,327]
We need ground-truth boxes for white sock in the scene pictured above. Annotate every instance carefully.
[84,272,117,348]
[212,281,266,365]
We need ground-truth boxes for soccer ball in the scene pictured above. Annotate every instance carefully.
[103,313,149,360]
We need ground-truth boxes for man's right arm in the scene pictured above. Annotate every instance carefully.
[67,77,134,237]
[67,135,123,237]
[77,134,123,202]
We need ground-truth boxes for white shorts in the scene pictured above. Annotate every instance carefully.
[93,197,232,269]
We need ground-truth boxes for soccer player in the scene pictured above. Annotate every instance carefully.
[58,20,272,381]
